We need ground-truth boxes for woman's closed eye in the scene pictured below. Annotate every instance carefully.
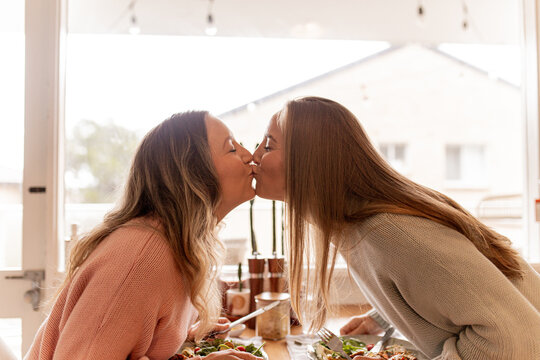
[264,137,274,151]
[228,139,237,153]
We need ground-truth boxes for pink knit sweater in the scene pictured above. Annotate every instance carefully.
[25,219,198,360]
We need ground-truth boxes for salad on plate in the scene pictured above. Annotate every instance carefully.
[169,338,266,359]
[312,336,420,360]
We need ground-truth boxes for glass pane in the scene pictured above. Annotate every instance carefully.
[379,144,388,158]
[394,145,405,161]
[462,145,486,184]
[64,1,527,259]
[446,146,461,181]
[0,318,22,360]
[0,1,24,270]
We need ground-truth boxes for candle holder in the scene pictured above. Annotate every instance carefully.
[219,268,247,316]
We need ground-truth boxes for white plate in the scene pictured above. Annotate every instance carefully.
[311,335,428,360]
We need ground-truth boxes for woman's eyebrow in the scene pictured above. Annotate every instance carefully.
[265,134,277,142]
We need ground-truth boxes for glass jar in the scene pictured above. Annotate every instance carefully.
[255,292,290,340]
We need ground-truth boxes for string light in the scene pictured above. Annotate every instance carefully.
[416,0,425,27]
[417,0,425,18]
[462,1,469,31]
[128,0,140,35]
[205,0,217,36]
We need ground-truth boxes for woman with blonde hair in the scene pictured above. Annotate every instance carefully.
[26,111,261,360]
[253,96,540,359]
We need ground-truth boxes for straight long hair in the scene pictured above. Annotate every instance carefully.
[282,96,523,332]
[64,111,223,340]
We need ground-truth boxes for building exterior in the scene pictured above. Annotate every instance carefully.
[220,44,524,253]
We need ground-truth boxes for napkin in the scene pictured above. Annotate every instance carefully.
[285,334,320,360]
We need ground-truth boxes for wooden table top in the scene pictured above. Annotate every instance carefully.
[239,304,370,360]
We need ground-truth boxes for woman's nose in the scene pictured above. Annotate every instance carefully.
[252,143,263,164]
[240,146,253,163]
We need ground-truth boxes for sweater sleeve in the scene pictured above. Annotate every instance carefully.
[370,216,540,360]
[52,231,189,360]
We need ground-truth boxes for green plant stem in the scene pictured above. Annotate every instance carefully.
[238,262,243,291]
[250,199,258,255]
[281,203,285,256]
[272,200,276,255]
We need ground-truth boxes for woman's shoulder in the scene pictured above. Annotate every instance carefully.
[105,216,166,249]
[352,212,470,252]
[73,217,186,296]
[87,217,176,274]
[357,212,446,231]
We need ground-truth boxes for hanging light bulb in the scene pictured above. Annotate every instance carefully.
[205,0,217,36]
[129,14,141,35]
[416,0,426,27]
[462,1,469,31]
[205,14,217,36]
[128,0,140,35]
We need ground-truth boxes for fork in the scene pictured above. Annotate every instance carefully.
[365,326,395,356]
[317,327,352,360]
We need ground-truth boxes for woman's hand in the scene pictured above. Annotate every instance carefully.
[188,317,231,340]
[200,349,264,359]
[340,314,383,336]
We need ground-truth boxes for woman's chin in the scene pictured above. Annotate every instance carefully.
[238,187,256,204]
[254,186,283,201]
[246,188,256,200]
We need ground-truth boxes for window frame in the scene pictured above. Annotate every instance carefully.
[521,0,540,262]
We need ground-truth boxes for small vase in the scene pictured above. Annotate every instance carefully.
[226,288,251,316]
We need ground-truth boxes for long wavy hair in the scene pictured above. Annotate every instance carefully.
[281,96,524,332]
[64,111,223,340]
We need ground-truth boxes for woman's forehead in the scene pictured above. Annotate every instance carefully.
[267,113,283,138]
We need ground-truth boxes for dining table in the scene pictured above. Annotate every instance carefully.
[238,304,371,360]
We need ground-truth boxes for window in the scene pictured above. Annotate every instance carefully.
[445,145,487,187]
[379,144,407,174]
[60,0,534,266]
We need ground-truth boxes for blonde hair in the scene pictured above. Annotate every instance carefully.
[64,111,223,340]
[281,96,523,332]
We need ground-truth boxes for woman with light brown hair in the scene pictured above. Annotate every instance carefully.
[253,96,540,360]
[25,111,262,360]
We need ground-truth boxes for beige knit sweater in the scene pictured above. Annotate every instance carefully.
[342,213,540,360]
